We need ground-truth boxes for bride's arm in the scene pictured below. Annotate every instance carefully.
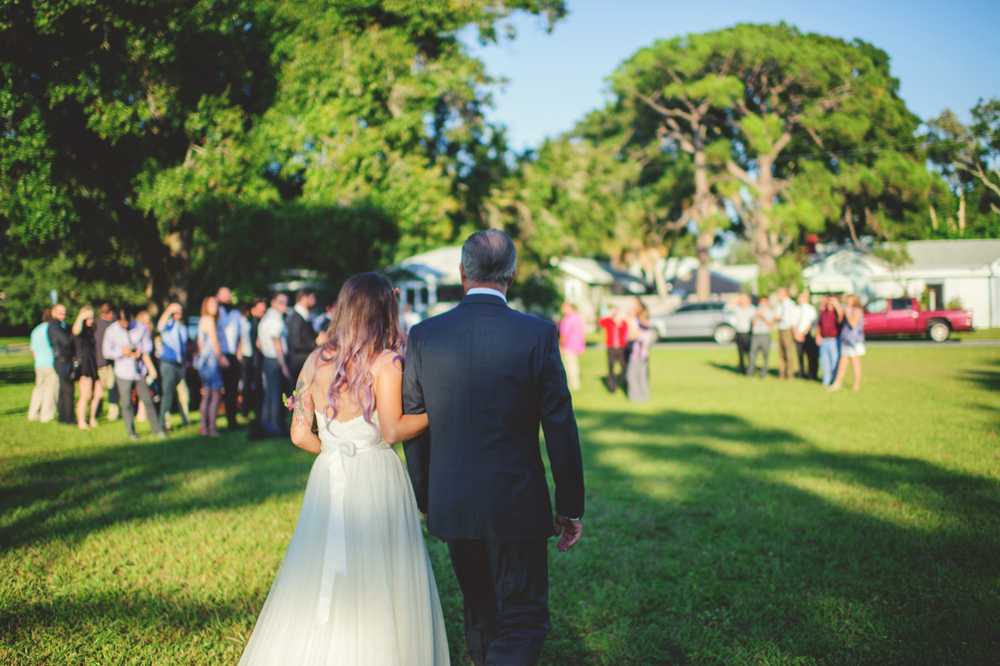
[290,363,322,455]
[375,353,428,445]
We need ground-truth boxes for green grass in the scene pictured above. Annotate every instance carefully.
[2,346,999,665]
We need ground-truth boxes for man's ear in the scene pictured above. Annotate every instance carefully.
[507,266,517,287]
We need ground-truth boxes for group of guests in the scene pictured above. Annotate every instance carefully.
[727,289,866,391]
[557,297,656,403]
[27,286,337,440]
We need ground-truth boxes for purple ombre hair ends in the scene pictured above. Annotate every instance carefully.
[311,272,406,436]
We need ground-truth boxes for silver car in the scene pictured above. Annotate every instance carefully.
[649,302,737,344]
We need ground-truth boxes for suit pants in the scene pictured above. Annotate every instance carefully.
[116,377,164,437]
[55,361,75,424]
[221,354,241,429]
[447,538,549,666]
[28,366,59,422]
[735,331,751,373]
[605,347,627,392]
[796,334,819,380]
[777,328,798,379]
[747,333,771,378]
[158,361,189,430]
[261,357,285,435]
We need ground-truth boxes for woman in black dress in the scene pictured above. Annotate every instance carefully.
[73,307,103,428]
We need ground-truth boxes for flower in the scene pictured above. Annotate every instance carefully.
[282,391,297,411]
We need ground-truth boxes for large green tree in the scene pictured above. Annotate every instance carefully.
[0,0,564,329]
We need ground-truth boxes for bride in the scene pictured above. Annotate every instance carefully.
[238,273,449,665]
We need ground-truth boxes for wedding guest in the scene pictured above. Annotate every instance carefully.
[28,308,58,423]
[243,298,267,423]
[830,294,866,392]
[238,303,254,419]
[157,302,190,431]
[817,295,843,387]
[558,302,585,391]
[747,296,774,378]
[775,287,799,380]
[793,291,819,380]
[133,311,155,423]
[215,287,242,431]
[312,297,336,335]
[626,312,657,402]
[285,288,317,381]
[258,292,290,437]
[72,307,102,429]
[47,303,76,425]
[103,308,165,440]
[598,306,629,392]
[726,293,756,374]
[196,296,228,437]
[94,303,119,421]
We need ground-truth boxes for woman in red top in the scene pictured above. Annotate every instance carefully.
[598,306,629,393]
[816,295,843,387]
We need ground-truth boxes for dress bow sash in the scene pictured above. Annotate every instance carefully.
[312,432,391,628]
[314,437,358,628]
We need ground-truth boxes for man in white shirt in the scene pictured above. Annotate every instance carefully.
[725,294,757,374]
[793,290,819,381]
[215,287,243,430]
[775,287,799,380]
[258,292,290,437]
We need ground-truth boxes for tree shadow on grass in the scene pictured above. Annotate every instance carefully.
[0,589,255,665]
[0,365,34,386]
[960,356,1000,392]
[0,433,311,551]
[546,408,1000,665]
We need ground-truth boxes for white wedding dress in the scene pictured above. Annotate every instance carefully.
[238,410,450,665]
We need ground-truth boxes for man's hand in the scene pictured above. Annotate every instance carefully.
[554,515,582,552]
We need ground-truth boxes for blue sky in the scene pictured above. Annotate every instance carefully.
[461,0,1000,152]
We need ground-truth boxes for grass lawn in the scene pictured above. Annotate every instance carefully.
[1,345,998,665]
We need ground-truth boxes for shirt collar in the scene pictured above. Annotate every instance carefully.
[294,304,311,320]
[466,287,507,303]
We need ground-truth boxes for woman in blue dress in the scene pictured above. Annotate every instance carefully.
[197,296,229,436]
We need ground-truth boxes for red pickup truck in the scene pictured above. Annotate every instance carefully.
[864,297,974,342]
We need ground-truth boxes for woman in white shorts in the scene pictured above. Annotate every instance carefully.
[829,294,865,391]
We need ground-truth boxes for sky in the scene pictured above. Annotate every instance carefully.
[460,0,1000,152]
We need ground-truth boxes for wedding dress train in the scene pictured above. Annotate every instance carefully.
[238,411,449,665]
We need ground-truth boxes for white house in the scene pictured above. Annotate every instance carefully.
[803,239,1000,328]
[388,246,465,316]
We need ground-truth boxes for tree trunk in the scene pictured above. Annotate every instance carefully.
[958,190,966,236]
[751,154,779,275]
[695,229,714,301]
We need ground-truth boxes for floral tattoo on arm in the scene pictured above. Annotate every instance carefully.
[290,375,315,430]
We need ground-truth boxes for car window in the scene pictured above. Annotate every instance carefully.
[866,299,887,314]
[891,298,912,310]
[676,305,697,313]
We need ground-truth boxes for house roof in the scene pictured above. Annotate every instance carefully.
[397,246,463,284]
[904,240,1000,269]
[668,271,744,297]
[550,257,615,285]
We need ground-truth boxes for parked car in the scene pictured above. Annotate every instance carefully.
[864,297,974,342]
[649,302,737,344]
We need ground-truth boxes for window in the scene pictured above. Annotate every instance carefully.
[891,298,912,311]
[867,299,887,314]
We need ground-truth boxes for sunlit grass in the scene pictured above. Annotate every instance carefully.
[2,344,999,665]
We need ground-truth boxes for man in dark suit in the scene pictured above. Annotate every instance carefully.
[47,303,76,425]
[403,230,585,666]
[285,289,316,381]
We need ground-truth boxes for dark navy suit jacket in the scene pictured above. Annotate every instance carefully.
[402,293,585,542]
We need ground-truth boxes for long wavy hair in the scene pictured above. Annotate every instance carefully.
[313,273,405,434]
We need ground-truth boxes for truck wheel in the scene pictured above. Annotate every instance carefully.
[927,320,951,342]
[714,324,736,345]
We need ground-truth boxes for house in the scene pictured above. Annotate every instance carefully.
[549,257,616,328]
[387,246,466,317]
[803,239,1000,328]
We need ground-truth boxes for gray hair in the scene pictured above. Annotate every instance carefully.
[461,230,517,286]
